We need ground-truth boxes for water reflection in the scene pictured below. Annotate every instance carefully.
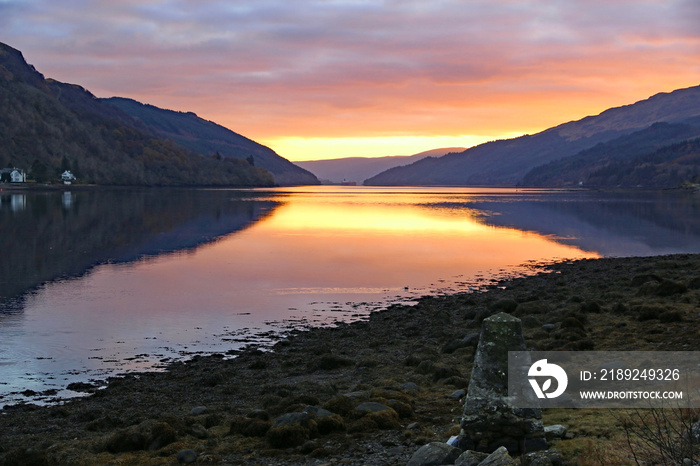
[459,190,700,256]
[0,188,280,306]
[2,186,699,406]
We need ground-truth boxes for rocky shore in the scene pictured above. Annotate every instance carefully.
[2,253,700,465]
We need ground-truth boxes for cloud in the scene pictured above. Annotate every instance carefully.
[1,0,698,156]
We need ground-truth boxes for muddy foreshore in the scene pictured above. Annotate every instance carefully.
[1,254,700,465]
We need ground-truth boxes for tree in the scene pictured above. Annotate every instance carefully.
[30,159,49,183]
[60,155,71,173]
[72,159,82,179]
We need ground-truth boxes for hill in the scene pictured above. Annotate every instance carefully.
[523,117,700,188]
[103,97,318,186]
[295,147,464,184]
[365,85,700,187]
[0,42,275,187]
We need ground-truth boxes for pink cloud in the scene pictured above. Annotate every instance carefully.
[2,0,698,146]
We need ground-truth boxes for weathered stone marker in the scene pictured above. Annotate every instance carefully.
[458,312,547,454]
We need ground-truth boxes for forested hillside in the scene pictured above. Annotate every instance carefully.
[365,85,700,187]
[0,43,275,186]
[523,117,700,187]
[103,97,318,186]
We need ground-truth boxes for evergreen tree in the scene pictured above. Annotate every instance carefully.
[30,159,49,183]
[60,155,71,173]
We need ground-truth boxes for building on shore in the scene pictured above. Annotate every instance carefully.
[0,168,26,183]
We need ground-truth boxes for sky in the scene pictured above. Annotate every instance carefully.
[1,1,699,161]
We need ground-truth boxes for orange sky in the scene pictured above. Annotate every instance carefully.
[2,0,699,160]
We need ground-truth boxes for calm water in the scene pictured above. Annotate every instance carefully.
[1,186,700,406]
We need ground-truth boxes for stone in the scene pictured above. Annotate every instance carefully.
[104,420,177,453]
[305,406,346,434]
[449,389,466,399]
[442,333,481,353]
[266,412,318,448]
[272,412,311,428]
[684,420,700,443]
[544,424,567,440]
[479,446,516,465]
[459,313,546,455]
[355,401,391,413]
[491,298,518,314]
[522,449,564,466]
[188,423,209,439]
[303,405,334,418]
[401,382,420,391]
[189,406,207,416]
[176,449,198,464]
[462,332,481,346]
[406,442,461,466]
[467,312,525,398]
[455,449,489,466]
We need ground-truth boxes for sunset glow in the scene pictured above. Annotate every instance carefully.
[1,0,698,160]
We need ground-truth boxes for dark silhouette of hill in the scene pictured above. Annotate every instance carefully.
[295,147,464,184]
[0,42,275,186]
[103,97,319,186]
[365,85,700,187]
[523,117,700,187]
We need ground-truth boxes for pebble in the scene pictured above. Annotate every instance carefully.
[189,406,207,416]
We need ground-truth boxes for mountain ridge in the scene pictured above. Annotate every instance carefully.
[103,97,318,186]
[295,147,464,183]
[365,85,700,187]
[0,42,311,187]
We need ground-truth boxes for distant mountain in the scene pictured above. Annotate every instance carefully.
[103,98,319,186]
[295,147,465,184]
[365,85,700,187]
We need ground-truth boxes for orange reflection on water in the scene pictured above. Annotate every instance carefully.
[211,187,599,300]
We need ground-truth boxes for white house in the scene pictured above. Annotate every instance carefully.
[11,169,26,183]
[0,168,26,183]
[61,170,76,184]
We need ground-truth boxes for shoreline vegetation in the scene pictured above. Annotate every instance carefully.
[2,181,699,192]
[2,253,700,465]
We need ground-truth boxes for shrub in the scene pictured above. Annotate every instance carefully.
[617,407,700,465]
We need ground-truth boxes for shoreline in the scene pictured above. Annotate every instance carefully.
[2,182,698,192]
[2,253,700,465]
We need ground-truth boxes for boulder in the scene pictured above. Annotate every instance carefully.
[455,449,489,466]
[479,446,516,465]
[266,412,317,448]
[406,442,461,466]
[544,424,567,441]
[104,420,177,453]
[522,449,564,466]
